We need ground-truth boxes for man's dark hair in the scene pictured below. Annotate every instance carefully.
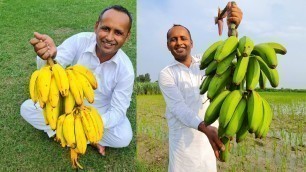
[98,5,133,31]
[166,24,193,42]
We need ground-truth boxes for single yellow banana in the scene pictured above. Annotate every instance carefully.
[70,148,83,169]
[80,108,96,143]
[55,114,67,147]
[48,76,60,108]
[29,70,40,103]
[63,112,76,148]
[73,71,94,104]
[66,70,83,105]
[74,114,87,155]
[70,65,97,90]
[88,106,104,140]
[37,65,52,103]
[45,101,60,130]
[52,64,69,97]
[64,91,75,114]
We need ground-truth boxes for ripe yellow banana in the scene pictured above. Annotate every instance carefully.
[246,57,260,90]
[45,101,60,130]
[219,90,242,128]
[55,114,67,147]
[214,36,239,62]
[88,106,104,140]
[80,108,97,143]
[74,114,87,155]
[64,91,75,114]
[70,65,97,90]
[52,64,69,97]
[247,91,263,133]
[204,90,230,125]
[37,65,52,103]
[63,112,76,148]
[66,70,83,106]
[29,70,40,103]
[48,76,60,108]
[200,40,223,70]
[70,148,83,169]
[73,71,94,104]
[224,98,247,137]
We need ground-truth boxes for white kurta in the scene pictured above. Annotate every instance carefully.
[159,55,218,172]
[20,32,134,148]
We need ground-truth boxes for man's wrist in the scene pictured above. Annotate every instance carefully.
[198,121,208,134]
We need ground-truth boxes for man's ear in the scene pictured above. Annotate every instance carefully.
[191,40,193,48]
[125,31,131,43]
[167,41,171,51]
[94,21,99,32]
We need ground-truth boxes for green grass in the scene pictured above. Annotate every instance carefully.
[137,92,306,171]
[0,0,136,171]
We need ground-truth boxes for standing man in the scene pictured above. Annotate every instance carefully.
[20,5,134,156]
[159,3,243,171]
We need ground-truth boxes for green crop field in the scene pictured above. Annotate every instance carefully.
[0,0,136,171]
[137,92,306,172]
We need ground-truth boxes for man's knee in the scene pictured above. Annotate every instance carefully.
[118,129,132,147]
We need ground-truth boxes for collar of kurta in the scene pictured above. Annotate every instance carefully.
[170,55,200,68]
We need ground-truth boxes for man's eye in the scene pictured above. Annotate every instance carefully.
[101,27,109,31]
[115,31,123,36]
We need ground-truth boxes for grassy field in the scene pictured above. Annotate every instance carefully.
[0,0,136,171]
[137,92,306,172]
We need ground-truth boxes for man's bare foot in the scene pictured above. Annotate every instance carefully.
[96,144,106,156]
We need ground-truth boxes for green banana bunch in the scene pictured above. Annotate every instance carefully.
[238,36,254,57]
[200,40,223,70]
[204,90,230,125]
[246,57,260,90]
[252,43,278,69]
[224,98,247,137]
[247,91,263,133]
[219,90,242,128]
[200,75,214,95]
[214,36,239,62]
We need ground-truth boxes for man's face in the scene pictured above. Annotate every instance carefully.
[95,9,130,58]
[167,26,193,62]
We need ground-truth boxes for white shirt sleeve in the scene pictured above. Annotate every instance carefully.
[158,69,202,130]
[101,72,134,129]
[36,34,79,69]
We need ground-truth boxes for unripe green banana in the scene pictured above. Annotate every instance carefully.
[200,75,214,95]
[205,60,218,75]
[204,90,230,125]
[214,36,239,62]
[219,90,242,128]
[224,98,247,137]
[220,137,230,162]
[200,40,223,70]
[246,57,260,90]
[238,36,254,57]
[255,55,279,87]
[252,43,278,69]
[233,56,250,85]
[207,67,231,99]
[256,97,273,138]
[216,51,236,75]
[247,91,263,133]
[266,42,287,55]
[236,117,249,143]
[218,125,226,138]
[259,71,267,89]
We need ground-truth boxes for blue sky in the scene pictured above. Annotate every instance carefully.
[137,0,306,89]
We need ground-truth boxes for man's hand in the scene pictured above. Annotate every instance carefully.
[198,122,225,160]
[29,32,57,60]
[226,2,243,28]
